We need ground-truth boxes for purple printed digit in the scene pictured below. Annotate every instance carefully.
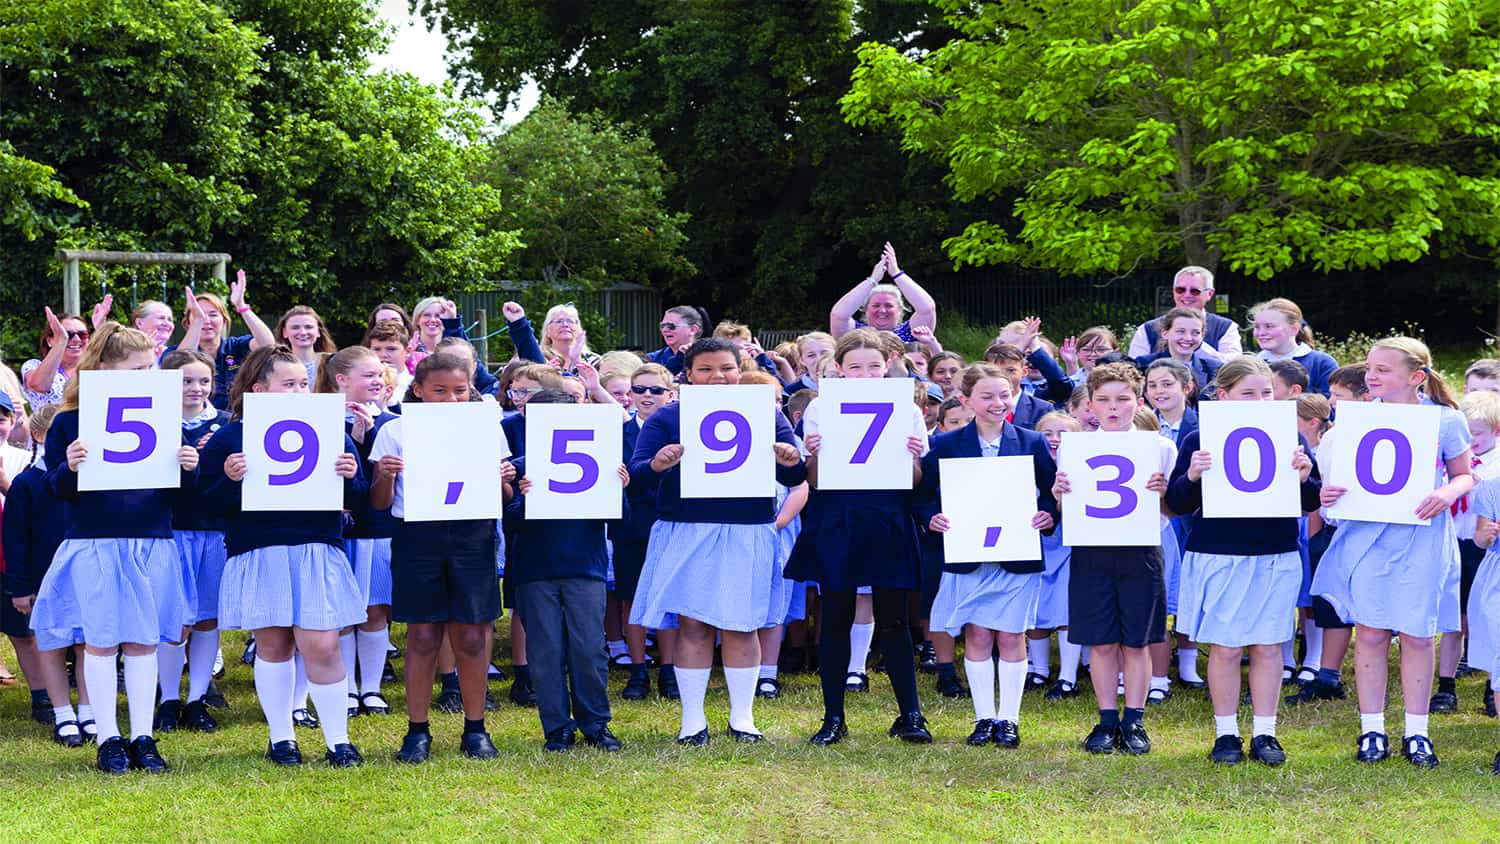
[549,429,599,493]
[101,396,157,463]
[1354,427,1413,495]
[841,402,895,464]
[445,482,463,505]
[1222,427,1275,493]
[1083,454,1138,519]
[983,526,1003,548]
[701,410,751,474]
[264,420,318,486]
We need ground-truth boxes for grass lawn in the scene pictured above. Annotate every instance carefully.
[2,630,1500,842]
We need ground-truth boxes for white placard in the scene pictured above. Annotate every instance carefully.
[679,385,776,499]
[939,456,1042,563]
[1325,401,1441,526]
[524,403,623,520]
[78,369,183,491]
[402,402,505,521]
[1058,430,1163,546]
[241,393,347,511]
[814,378,919,490]
[1198,401,1301,518]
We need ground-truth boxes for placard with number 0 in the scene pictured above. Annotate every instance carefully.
[241,393,347,511]
[938,456,1041,563]
[402,402,507,521]
[814,378,918,490]
[1058,431,1163,546]
[1198,401,1300,518]
[78,369,184,491]
[1324,401,1440,526]
[524,403,623,519]
[678,385,776,499]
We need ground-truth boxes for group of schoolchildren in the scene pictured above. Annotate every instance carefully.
[3,256,1500,777]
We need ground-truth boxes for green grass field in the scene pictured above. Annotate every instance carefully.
[2,630,1499,842]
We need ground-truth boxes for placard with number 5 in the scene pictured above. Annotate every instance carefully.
[1324,401,1440,526]
[525,403,623,520]
[814,378,919,490]
[679,385,775,499]
[938,456,1041,563]
[402,402,507,521]
[78,369,184,491]
[1058,431,1162,546]
[242,393,347,511]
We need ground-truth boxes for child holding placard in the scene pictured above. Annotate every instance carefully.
[30,323,199,773]
[369,353,513,763]
[629,337,807,745]
[1052,362,1175,756]
[155,349,231,733]
[921,363,1058,748]
[200,345,369,768]
[1166,356,1321,766]
[1033,411,1085,701]
[1439,390,1500,716]
[791,329,929,745]
[1311,337,1473,768]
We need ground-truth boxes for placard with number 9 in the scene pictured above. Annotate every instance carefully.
[679,384,775,499]
[814,377,920,490]
[242,393,346,511]
[1324,400,1440,526]
[524,402,623,519]
[1058,430,1163,546]
[78,369,184,491]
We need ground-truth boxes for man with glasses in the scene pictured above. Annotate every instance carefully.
[1126,266,1243,363]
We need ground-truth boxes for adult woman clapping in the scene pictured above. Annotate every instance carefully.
[22,308,91,411]
[830,242,938,343]
[178,271,276,409]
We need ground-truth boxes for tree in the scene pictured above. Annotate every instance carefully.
[843,0,1500,280]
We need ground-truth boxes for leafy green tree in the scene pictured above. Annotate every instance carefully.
[843,0,1500,280]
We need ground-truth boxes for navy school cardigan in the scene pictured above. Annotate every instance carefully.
[45,409,195,540]
[1164,430,1322,555]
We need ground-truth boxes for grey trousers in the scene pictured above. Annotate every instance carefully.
[515,578,612,738]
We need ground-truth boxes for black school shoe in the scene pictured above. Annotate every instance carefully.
[888,712,933,743]
[1355,731,1389,763]
[935,673,967,698]
[1402,734,1439,769]
[1024,672,1048,692]
[622,666,651,700]
[182,700,218,732]
[203,681,229,709]
[1285,677,1347,705]
[658,666,680,701]
[1116,722,1151,755]
[584,727,623,752]
[1044,680,1079,701]
[845,672,869,693]
[1209,734,1243,765]
[395,732,432,764]
[966,719,997,746]
[325,742,364,768]
[128,735,169,773]
[52,721,84,748]
[153,700,182,733]
[96,736,132,774]
[435,687,464,713]
[30,691,53,724]
[755,677,781,700]
[292,708,319,729]
[809,716,847,747]
[507,677,536,707]
[676,728,709,748]
[916,641,937,674]
[1249,735,1287,766]
[993,720,1020,748]
[1430,690,1459,713]
[1082,723,1116,754]
[461,730,499,760]
[266,740,303,767]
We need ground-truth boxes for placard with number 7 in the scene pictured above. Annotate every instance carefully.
[1058,431,1163,546]
[242,393,347,511]
[814,378,920,490]
[679,384,775,499]
[78,369,184,492]
[524,403,623,520]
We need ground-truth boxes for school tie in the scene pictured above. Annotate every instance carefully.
[1451,456,1484,516]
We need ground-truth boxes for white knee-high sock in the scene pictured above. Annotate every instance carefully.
[356,628,390,696]
[1177,645,1203,684]
[339,632,357,695]
[965,657,996,721]
[723,666,760,734]
[307,679,350,751]
[675,667,711,738]
[293,652,310,710]
[1027,638,1050,676]
[156,642,186,702]
[83,651,121,742]
[848,623,874,674]
[122,653,157,739]
[255,657,296,744]
[997,658,1029,723]
[1058,631,1082,685]
[1302,622,1324,669]
[187,629,219,702]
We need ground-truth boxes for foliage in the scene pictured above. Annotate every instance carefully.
[843,0,1500,282]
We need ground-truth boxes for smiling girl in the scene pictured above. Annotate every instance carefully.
[275,306,338,384]
[1135,308,1221,397]
[1251,298,1339,397]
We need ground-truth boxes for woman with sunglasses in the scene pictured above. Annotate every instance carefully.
[1126,266,1243,363]
[648,307,711,375]
[22,308,93,410]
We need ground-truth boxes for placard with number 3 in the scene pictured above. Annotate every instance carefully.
[78,369,184,492]
[242,393,347,511]
[1058,431,1162,546]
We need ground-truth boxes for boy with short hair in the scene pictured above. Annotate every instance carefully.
[1268,359,1309,401]
[1466,359,1500,395]
[1326,364,1369,408]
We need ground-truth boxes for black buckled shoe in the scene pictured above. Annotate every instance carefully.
[1285,677,1347,706]
[916,641,937,674]
[96,736,131,774]
[1429,690,1458,714]
[1082,723,1116,754]
[203,681,229,709]
[728,724,765,744]
[1355,731,1389,763]
[1024,672,1048,692]
[1209,734,1244,765]
[434,687,464,713]
[584,726,623,752]
[1044,680,1079,701]
[993,720,1020,748]
[292,708,319,729]
[52,720,84,748]
[485,689,500,712]
[845,672,869,693]
[31,691,53,724]
[507,678,536,708]
[128,735,169,773]
[1249,734,1287,766]
[755,677,781,700]
[325,742,364,768]
[153,700,182,733]
[658,666,680,701]
[1402,734,1439,769]
[461,730,499,760]
[809,716,847,747]
[622,667,651,701]
[966,719,996,747]
[395,732,432,764]
[1116,722,1151,755]
[675,728,709,747]
[182,700,218,732]
[358,691,391,716]
[935,673,968,698]
[265,739,303,766]
[888,711,933,744]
